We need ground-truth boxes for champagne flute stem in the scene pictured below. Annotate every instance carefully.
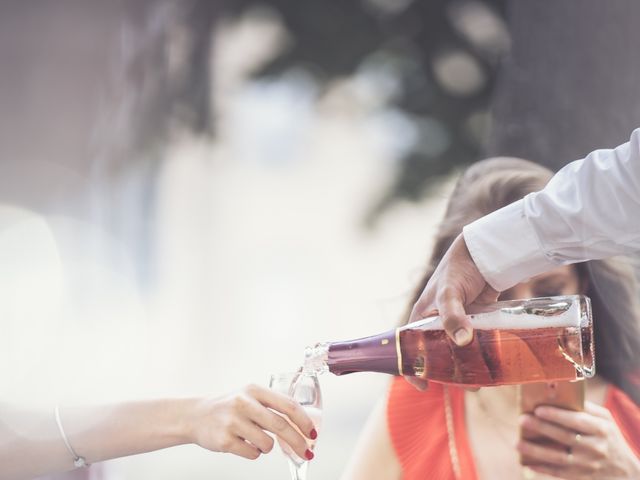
[287,460,308,480]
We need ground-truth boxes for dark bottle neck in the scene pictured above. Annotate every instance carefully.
[328,329,400,376]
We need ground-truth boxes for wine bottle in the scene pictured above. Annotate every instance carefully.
[304,295,595,387]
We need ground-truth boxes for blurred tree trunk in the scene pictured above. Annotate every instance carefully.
[489,0,640,168]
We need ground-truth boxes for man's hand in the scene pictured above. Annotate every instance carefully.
[405,234,498,391]
[410,234,498,346]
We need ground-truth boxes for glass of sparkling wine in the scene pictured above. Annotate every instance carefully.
[269,371,322,480]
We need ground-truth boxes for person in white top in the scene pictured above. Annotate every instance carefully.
[0,386,317,480]
[409,128,640,358]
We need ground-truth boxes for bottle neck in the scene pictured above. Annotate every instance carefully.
[303,343,330,375]
[325,328,400,376]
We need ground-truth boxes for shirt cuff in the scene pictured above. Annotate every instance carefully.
[462,199,558,292]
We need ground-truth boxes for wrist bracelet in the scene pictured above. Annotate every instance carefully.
[55,405,89,468]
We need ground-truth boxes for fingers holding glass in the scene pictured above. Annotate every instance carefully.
[252,385,317,441]
[269,372,322,478]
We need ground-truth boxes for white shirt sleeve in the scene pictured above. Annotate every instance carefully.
[463,128,640,292]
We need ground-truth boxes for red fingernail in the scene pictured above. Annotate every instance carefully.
[310,428,317,440]
[305,449,314,460]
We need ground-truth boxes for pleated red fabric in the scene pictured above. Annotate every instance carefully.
[387,378,640,480]
[386,379,477,480]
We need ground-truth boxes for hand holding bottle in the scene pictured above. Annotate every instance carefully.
[406,234,498,390]
[409,234,499,347]
[307,295,594,390]
[187,384,317,461]
[518,402,640,479]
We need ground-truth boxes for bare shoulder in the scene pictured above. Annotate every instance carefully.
[339,397,402,480]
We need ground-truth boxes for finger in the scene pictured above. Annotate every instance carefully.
[245,399,311,460]
[528,461,603,480]
[584,401,613,420]
[534,406,608,436]
[409,287,436,323]
[438,286,473,346]
[517,440,576,468]
[249,385,316,439]
[226,437,262,460]
[520,414,589,448]
[522,414,610,461]
[526,464,571,479]
[404,376,429,391]
[234,419,275,454]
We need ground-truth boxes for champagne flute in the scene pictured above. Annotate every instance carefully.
[269,371,322,480]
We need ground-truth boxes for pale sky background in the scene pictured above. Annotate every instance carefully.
[0,10,455,479]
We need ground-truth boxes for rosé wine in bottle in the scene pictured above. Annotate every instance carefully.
[304,295,595,387]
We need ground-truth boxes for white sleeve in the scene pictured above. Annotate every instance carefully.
[463,128,640,292]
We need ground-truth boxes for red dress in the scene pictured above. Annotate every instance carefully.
[387,378,640,480]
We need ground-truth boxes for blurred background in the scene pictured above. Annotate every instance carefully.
[1,1,640,478]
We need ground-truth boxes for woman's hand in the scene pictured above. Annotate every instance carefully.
[186,384,317,461]
[517,401,640,479]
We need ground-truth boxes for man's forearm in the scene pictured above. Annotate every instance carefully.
[464,128,640,292]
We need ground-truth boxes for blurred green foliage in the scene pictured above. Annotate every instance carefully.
[220,0,509,218]
[131,0,508,218]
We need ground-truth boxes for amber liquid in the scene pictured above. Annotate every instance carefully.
[399,325,593,387]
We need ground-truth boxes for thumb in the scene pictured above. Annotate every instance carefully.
[439,287,473,346]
